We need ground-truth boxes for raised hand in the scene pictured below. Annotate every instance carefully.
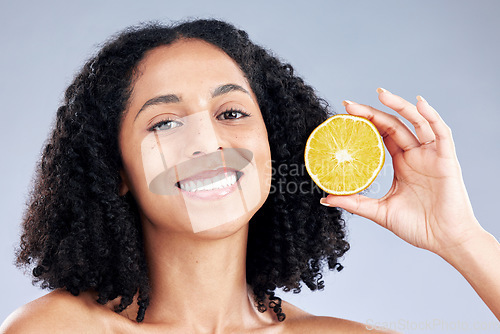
[320,88,483,257]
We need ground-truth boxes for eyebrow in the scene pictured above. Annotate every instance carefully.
[134,94,180,122]
[212,83,250,98]
[133,83,251,122]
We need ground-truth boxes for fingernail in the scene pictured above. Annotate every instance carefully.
[416,95,427,103]
[377,87,390,94]
[320,198,331,207]
[342,100,354,107]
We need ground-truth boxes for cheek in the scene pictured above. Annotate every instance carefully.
[246,126,272,195]
[123,142,193,231]
[254,124,272,162]
[122,142,147,193]
[259,145,273,196]
[140,132,184,191]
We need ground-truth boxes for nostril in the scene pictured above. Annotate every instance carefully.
[192,147,222,156]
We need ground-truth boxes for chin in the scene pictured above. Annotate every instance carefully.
[188,212,254,240]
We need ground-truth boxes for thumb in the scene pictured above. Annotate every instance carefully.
[321,194,384,226]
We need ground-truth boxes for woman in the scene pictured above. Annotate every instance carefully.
[1,19,499,333]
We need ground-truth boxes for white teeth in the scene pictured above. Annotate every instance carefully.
[179,171,239,192]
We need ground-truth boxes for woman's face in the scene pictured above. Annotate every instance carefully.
[118,39,272,237]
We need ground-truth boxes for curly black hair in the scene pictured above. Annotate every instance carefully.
[16,19,350,323]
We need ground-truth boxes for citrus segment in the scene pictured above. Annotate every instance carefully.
[304,114,385,195]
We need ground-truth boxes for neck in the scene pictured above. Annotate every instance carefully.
[141,222,264,331]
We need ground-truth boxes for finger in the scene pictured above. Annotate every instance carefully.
[377,88,435,144]
[415,96,456,158]
[343,100,421,151]
[383,134,402,157]
[320,194,386,228]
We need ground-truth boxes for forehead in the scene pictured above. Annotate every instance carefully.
[130,39,249,94]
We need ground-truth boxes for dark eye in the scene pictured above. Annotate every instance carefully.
[148,119,183,132]
[217,109,250,120]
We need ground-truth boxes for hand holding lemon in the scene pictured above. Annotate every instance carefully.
[310,88,483,256]
[309,88,500,320]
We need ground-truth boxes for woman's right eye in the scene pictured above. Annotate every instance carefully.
[147,119,183,132]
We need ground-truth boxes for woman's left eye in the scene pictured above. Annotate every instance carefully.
[216,109,250,120]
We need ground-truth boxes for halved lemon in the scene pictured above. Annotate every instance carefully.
[304,114,385,195]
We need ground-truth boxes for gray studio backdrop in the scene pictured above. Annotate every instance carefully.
[1,0,499,333]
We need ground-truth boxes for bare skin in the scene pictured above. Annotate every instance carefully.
[2,39,499,333]
[2,289,398,333]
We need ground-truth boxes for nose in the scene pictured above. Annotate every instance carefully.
[183,112,223,157]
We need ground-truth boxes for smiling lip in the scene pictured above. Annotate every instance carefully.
[147,148,253,196]
[176,167,244,200]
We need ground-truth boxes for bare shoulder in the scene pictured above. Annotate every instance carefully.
[0,289,111,333]
[280,300,400,334]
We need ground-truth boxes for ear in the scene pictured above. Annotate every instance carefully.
[119,169,130,196]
